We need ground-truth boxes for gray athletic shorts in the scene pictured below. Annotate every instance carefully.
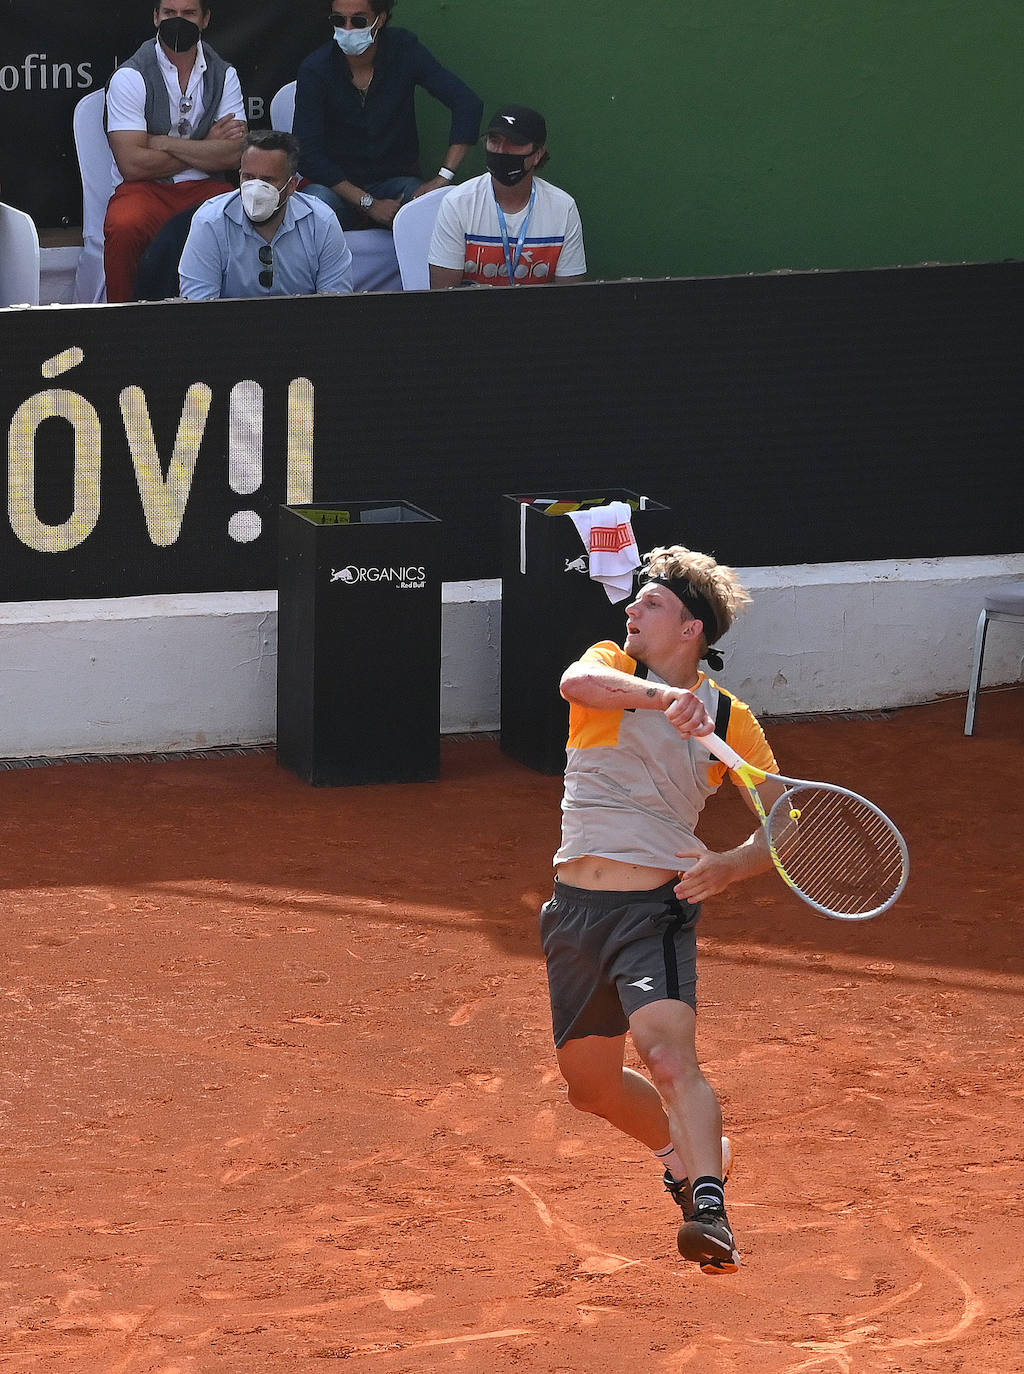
[539,880,700,1048]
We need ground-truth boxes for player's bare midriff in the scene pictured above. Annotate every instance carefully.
[555,855,679,891]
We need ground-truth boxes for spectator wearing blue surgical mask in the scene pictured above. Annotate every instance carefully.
[294,0,482,231]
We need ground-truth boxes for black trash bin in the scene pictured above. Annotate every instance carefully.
[500,490,675,775]
[277,501,441,786]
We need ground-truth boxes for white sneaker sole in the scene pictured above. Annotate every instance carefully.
[721,1135,733,1182]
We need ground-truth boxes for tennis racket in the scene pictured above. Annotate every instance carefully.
[702,732,909,921]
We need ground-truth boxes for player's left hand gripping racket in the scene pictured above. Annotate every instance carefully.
[702,732,909,921]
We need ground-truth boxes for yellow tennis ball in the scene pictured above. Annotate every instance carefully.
[789,808,802,820]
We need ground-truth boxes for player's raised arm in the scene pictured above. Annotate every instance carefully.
[560,662,713,738]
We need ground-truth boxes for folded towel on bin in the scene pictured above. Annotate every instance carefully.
[568,501,640,603]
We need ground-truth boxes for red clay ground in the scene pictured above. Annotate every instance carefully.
[2,689,1023,1373]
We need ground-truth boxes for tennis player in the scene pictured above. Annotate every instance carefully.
[542,545,786,1273]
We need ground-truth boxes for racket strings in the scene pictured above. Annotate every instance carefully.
[767,785,906,917]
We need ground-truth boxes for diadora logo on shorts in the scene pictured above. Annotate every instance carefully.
[564,554,589,574]
[629,977,655,992]
[330,565,427,589]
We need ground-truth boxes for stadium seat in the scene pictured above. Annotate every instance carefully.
[392,185,451,291]
[0,202,41,307]
[270,81,296,132]
[964,586,1024,734]
[72,88,112,303]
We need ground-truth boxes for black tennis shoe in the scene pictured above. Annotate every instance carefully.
[663,1169,694,1215]
[662,1136,733,1221]
[676,1203,741,1275]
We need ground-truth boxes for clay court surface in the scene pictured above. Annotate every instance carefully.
[2,689,1022,1373]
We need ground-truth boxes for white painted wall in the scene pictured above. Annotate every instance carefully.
[0,592,278,758]
[0,556,1021,759]
[714,555,1024,717]
[441,579,500,734]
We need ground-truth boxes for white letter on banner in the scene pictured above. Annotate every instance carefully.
[228,380,263,542]
[286,377,314,504]
[8,389,102,552]
[228,381,263,496]
[119,383,212,546]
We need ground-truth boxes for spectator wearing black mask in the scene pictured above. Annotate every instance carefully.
[104,0,247,301]
[428,105,586,288]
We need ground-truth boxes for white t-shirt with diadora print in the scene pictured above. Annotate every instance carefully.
[429,173,586,285]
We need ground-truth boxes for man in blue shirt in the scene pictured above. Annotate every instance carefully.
[178,130,354,299]
[294,0,483,231]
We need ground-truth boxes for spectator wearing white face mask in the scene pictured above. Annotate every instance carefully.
[294,0,483,231]
[178,129,354,299]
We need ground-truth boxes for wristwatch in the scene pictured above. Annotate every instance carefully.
[358,192,375,211]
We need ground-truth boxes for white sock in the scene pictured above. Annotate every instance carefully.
[653,1142,687,1182]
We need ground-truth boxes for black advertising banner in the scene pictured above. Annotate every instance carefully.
[2,296,324,600]
[1,266,1022,603]
[0,0,327,227]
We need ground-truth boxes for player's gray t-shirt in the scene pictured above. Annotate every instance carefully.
[553,642,776,871]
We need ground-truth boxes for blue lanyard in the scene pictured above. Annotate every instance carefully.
[493,184,536,285]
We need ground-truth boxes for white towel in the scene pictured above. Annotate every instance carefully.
[568,501,640,603]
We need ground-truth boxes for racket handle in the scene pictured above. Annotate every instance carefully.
[702,730,746,772]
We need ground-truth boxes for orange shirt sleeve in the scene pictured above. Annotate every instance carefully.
[578,641,633,671]
[566,642,637,750]
[707,693,778,790]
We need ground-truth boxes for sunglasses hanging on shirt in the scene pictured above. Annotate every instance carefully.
[176,93,193,137]
[257,243,275,290]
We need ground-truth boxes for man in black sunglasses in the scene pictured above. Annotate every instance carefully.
[294,0,482,230]
[105,1,247,301]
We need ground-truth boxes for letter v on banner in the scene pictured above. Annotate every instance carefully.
[119,384,212,546]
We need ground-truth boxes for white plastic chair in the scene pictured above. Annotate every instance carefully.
[271,81,296,132]
[0,202,41,306]
[72,88,114,303]
[392,184,451,290]
[964,586,1024,735]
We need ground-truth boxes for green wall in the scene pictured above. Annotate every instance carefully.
[407,0,1023,281]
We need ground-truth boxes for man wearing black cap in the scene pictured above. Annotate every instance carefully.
[540,545,785,1274]
[428,104,586,287]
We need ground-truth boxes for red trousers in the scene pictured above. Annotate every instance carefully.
[103,178,233,302]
